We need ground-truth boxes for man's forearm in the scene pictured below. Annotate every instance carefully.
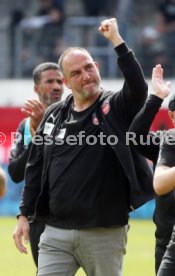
[154,166,175,195]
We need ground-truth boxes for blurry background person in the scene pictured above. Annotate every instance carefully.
[156,0,175,76]
[128,64,175,273]
[9,62,64,267]
[154,103,175,275]
[9,0,64,77]
[36,0,64,63]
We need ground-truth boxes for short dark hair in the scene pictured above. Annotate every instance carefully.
[168,95,175,111]
[33,62,61,84]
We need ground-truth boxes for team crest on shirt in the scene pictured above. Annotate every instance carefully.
[92,112,99,125]
[101,100,110,115]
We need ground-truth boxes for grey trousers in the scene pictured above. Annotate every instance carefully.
[37,225,128,276]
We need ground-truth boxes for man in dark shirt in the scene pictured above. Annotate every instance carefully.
[128,64,174,273]
[9,62,64,267]
[13,18,153,276]
[154,118,175,275]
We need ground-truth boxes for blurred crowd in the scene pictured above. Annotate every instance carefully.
[5,0,175,78]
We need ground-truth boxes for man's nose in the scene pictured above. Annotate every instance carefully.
[54,81,62,90]
[82,71,90,80]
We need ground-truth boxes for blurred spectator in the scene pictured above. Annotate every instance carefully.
[10,0,64,77]
[37,0,63,16]
[9,5,24,77]
[81,0,108,16]
[138,26,165,76]
[115,0,135,42]
[156,0,175,76]
[0,167,6,198]
[80,0,108,47]
[36,0,64,63]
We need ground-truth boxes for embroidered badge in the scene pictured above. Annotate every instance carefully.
[92,112,99,125]
[101,100,110,115]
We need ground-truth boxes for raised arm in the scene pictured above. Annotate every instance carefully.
[99,18,148,120]
[129,64,170,162]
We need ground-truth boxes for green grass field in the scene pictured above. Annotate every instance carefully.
[0,217,155,276]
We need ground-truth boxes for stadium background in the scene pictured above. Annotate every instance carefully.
[0,0,174,218]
